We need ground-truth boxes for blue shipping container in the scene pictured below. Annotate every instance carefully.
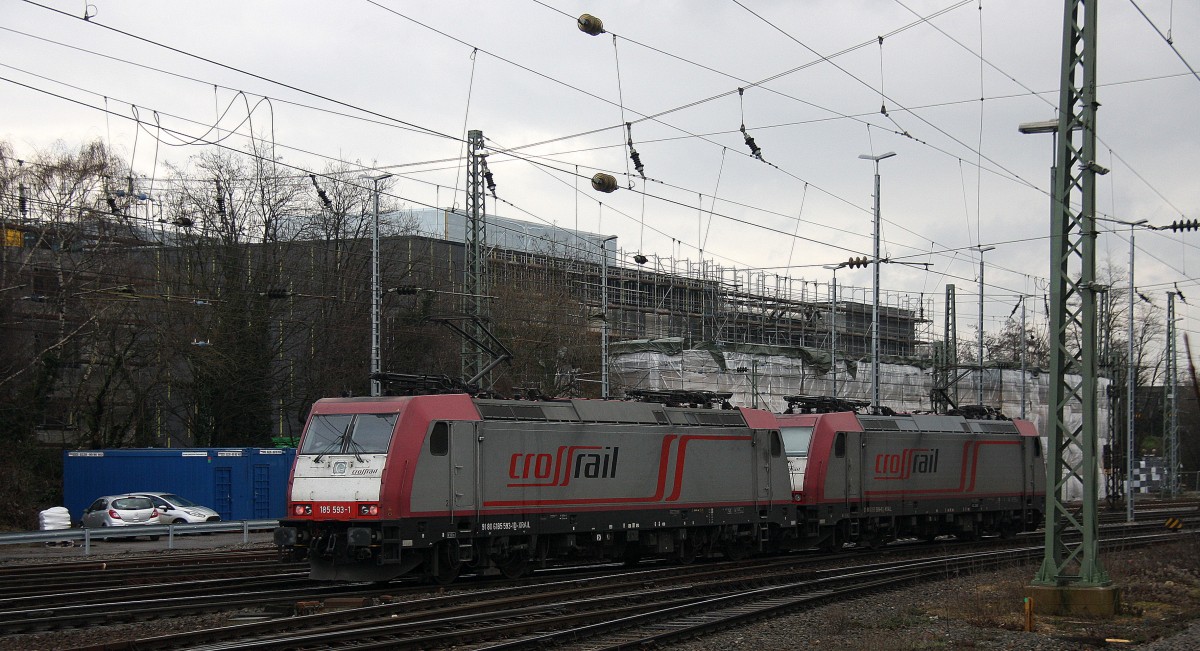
[62,448,295,524]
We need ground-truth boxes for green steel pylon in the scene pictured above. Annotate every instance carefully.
[462,129,488,385]
[1033,0,1110,588]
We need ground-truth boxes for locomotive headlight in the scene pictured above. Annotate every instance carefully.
[293,503,312,516]
[358,503,380,516]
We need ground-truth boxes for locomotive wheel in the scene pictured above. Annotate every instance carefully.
[721,539,751,561]
[622,545,643,567]
[498,552,530,580]
[821,524,845,553]
[430,542,461,585]
[675,537,699,565]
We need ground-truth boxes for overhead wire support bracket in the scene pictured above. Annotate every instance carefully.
[737,87,765,162]
[429,315,513,387]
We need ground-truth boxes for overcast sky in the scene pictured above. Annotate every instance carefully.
[2,0,1198,344]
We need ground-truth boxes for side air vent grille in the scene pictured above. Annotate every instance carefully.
[695,412,746,427]
[477,404,548,421]
[861,419,900,431]
[979,422,1019,434]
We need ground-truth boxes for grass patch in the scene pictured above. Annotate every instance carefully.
[923,536,1200,645]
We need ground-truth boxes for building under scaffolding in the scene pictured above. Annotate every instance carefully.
[412,208,932,372]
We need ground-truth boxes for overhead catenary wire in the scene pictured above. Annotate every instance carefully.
[6,73,1187,300]
[21,0,462,145]
[10,1,1189,260]
[8,1,1194,307]
[974,0,986,252]
[453,48,480,211]
[1128,0,1200,86]
[4,3,1152,287]
[699,148,728,260]
[611,33,636,185]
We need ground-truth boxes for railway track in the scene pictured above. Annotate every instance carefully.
[38,520,1191,651]
[546,531,1190,651]
[0,511,1190,647]
[0,558,302,600]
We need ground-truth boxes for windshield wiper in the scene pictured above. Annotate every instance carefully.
[313,421,353,463]
[346,437,367,463]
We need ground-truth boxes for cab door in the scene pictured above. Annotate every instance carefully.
[752,429,780,508]
[449,421,478,517]
[840,431,863,509]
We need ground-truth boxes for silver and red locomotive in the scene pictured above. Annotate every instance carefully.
[274,391,1045,582]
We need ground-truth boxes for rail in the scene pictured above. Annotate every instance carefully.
[0,520,278,555]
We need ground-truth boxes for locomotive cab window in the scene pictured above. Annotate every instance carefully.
[299,413,398,455]
[429,422,449,456]
[834,432,846,458]
[770,431,783,457]
[780,426,814,457]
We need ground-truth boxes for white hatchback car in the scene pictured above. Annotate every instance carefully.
[80,495,161,539]
[133,492,222,524]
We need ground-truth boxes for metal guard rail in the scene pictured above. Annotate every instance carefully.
[0,520,279,555]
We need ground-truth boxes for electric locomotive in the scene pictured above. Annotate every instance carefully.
[274,390,1045,583]
[274,390,794,582]
[778,396,1046,550]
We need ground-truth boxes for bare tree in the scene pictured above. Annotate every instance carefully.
[155,147,305,447]
[489,281,595,397]
[985,318,1049,369]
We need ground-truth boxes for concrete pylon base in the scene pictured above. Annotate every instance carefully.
[1024,585,1121,617]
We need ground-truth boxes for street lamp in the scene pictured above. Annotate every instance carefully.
[1018,294,1028,419]
[971,245,995,405]
[1120,218,1148,521]
[1017,119,1060,135]
[858,151,896,413]
[822,263,846,397]
[599,235,618,399]
[362,172,393,397]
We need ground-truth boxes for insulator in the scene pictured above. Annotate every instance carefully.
[577,13,604,36]
[591,173,618,193]
[18,183,28,215]
[744,135,761,159]
[309,174,333,210]
[629,149,645,178]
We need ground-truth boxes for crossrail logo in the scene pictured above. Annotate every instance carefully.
[484,434,750,507]
[874,448,940,480]
[507,446,620,487]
